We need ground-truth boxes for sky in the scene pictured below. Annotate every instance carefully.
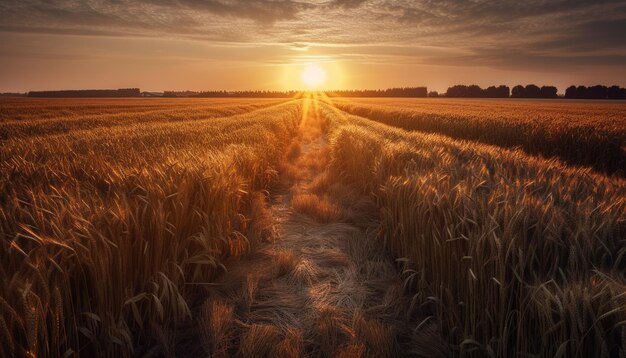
[1,0,625,92]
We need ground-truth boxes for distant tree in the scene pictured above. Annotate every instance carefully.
[524,84,541,98]
[607,86,622,99]
[540,86,558,98]
[326,87,427,98]
[467,85,483,97]
[446,85,468,97]
[565,86,578,98]
[445,84,511,98]
[190,90,298,98]
[484,86,497,97]
[496,85,510,98]
[483,85,510,98]
[28,88,140,98]
[606,85,626,99]
[563,84,626,99]
[511,85,525,98]
[588,85,608,99]
[428,91,439,97]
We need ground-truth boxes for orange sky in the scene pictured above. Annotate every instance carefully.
[1,1,625,93]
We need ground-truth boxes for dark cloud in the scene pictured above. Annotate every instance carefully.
[531,18,626,52]
[386,0,626,36]
[376,0,626,70]
[0,0,313,29]
[326,0,368,9]
[147,0,313,24]
[421,47,626,72]
[0,0,624,72]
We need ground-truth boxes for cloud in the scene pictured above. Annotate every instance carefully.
[0,0,625,72]
[147,0,313,24]
[0,0,313,32]
[420,48,626,72]
[531,18,626,53]
[326,0,368,9]
[372,0,626,70]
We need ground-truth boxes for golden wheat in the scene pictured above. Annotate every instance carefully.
[320,101,626,357]
[0,98,301,356]
[2,95,625,357]
[327,97,626,175]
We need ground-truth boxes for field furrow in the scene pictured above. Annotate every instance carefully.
[326,97,626,175]
[176,106,413,356]
[0,98,289,140]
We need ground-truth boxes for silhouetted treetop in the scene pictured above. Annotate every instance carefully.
[28,88,141,98]
[564,85,626,99]
[446,84,510,98]
[327,87,427,97]
[449,84,625,99]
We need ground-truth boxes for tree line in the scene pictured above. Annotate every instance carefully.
[28,88,141,98]
[164,87,429,98]
[445,85,511,98]
[565,85,626,99]
[326,87,428,97]
[175,90,300,98]
[445,84,626,99]
[18,85,626,99]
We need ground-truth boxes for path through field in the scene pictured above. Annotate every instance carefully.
[176,99,431,357]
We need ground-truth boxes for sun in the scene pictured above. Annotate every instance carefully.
[301,64,327,89]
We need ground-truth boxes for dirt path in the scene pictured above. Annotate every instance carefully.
[179,103,418,357]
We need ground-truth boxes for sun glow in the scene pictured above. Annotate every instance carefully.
[301,64,327,89]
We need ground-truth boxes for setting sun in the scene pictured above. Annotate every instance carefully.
[301,64,327,89]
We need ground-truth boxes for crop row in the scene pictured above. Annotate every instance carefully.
[0,98,287,139]
[322,103,626,356]
[327,98,626,175]
[0,101,301,356]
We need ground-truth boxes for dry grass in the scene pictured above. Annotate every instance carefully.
[335,343,366,358]
[272,249,299,277]
[238,324,282,357]
[292,193,343,223]
[200,300,235,357]
[247,191,276,242]
[300,147,330,172]
[308,174,378,227]
[271,327,304,358]
[242,274,260,310]
[352,310,397,357]
[321,101,626,356]
[314,306,353,356]
[288,258,320,286]
[285,141,302,162]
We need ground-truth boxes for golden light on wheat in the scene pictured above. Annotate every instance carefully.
[1,96,624,356]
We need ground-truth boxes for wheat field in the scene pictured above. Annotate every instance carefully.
[1,95,625,357]
[327,97,626,175]
[320,97,626,357]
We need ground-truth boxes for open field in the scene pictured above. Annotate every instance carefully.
[1,98,300,356]
[327,98,626,175]
[321,98,626,357]
[0,98,288,139]
[1,96,626,357]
